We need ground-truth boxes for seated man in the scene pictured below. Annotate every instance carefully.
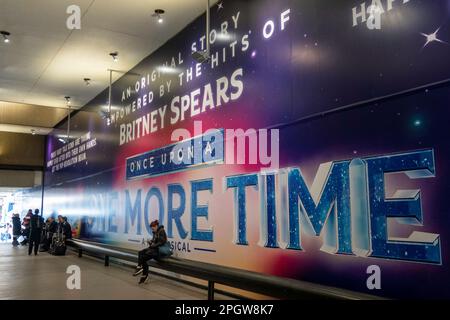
[133,220,171,284]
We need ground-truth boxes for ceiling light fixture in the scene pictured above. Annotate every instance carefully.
[64,96,72,142]
[192,0,211,63]
[83,78,91,86]
[152,9,165,24]
[110,52,119,62]
[1,31,10,43]
[31,129,36,135]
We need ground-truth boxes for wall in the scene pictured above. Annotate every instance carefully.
[0,170,41,188]
[42,0,450,298]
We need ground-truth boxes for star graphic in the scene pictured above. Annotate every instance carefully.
[421,27,446,49]
[217,2,224,11]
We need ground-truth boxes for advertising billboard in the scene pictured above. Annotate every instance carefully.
[43,0,450,298]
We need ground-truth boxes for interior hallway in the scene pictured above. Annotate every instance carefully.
[0,243,231,300]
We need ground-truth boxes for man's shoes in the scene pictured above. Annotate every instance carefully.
[133,266,143,277]
[138,275,148,284]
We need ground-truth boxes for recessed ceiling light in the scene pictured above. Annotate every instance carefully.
[0,31,10,43]
[110,52,119,62]
[153,9,165,24]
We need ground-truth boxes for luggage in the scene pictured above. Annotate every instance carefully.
[158,242,173,257]
[51,231,66,256]
[52,242,66,256]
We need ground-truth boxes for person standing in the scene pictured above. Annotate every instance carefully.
[11,214,21,246]
[28,209,44,256]
[41,216,57,251]
[62,217,72,239]
[56,215,72,241]
[21,210,32,245]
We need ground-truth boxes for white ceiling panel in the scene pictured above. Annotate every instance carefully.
[0,78,33,96]
[0,0,214,112]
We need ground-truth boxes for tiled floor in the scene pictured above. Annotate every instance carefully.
[0,243,232,300]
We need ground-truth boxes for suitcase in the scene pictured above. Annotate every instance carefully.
[51,232,66,256]
[52,242,66,256]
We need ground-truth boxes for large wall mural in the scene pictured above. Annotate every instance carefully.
[43,0,450,298]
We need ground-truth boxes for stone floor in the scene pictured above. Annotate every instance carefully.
[0,243,232,300]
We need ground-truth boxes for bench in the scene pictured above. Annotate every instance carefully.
[67,239,385,300]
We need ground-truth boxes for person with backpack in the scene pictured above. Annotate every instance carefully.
[28,209,44,255]
[133,220,172,284]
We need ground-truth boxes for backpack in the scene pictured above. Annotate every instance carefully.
[158,242,173,257]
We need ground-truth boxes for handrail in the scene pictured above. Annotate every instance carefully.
[66,239,386,300]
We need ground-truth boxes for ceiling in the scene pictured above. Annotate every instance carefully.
[0,0,213,135]
[0,101,67,134]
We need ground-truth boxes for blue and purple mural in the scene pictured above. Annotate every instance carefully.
[43,0,450,298]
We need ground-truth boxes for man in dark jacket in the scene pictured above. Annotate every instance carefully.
[54,215,72,244]
[63,217,72,239]
[11,214,21,246]
[57,216,72,240]
[28,209,44,255]
[133,220,169,284]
